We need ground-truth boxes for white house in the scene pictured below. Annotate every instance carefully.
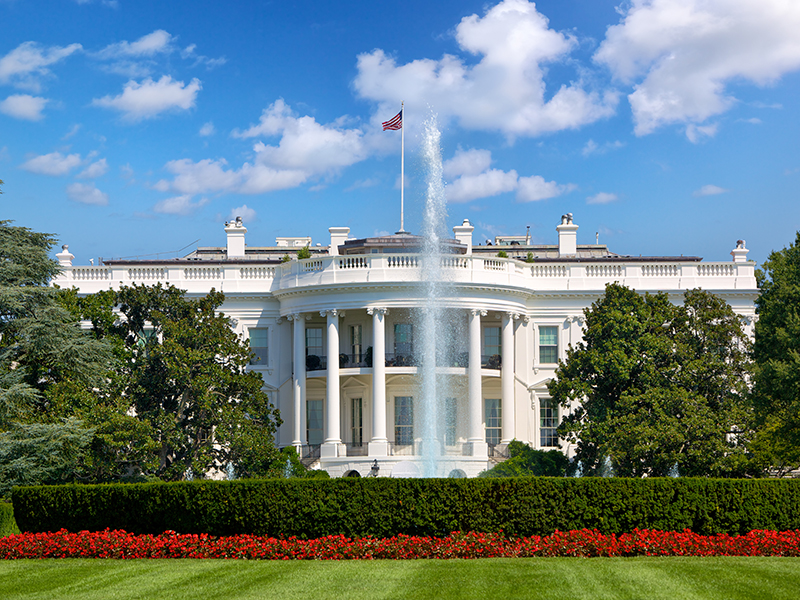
[54,214,758,478]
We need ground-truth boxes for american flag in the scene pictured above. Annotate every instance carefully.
[382,110,403,131]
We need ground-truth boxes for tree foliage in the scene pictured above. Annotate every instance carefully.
[76,284,282,481]
[0,221,113,428]
[549,283,754,477]
[752,232,800,472]
[478,440,569,477]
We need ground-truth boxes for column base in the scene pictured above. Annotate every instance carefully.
[466,441,488,457]
[368,440,390,457]
[321,442,345,458]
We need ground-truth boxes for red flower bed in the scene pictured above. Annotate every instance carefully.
[2,529,799,560]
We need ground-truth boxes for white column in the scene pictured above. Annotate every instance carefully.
[501,312,517,444]
[321,309,343,457]
[468,309,488,457]
[368,307,389,456]
[290,313,307,449]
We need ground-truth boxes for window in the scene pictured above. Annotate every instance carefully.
[394,324,413,356]
[539,326,558,364]
[485,398,501,445]
[540,398,558,447]
[445,397,457,446]
[351,397,363,447]
[394,396,413,445]
[350,325,362,363]
[249,328,268,365]
[483,326,501,357]
[307,399,323,446]
[306,328,323,356]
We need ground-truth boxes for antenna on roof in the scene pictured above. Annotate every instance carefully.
[596,232,599,244]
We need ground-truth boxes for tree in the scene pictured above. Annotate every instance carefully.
[79,284,282,481]
[752,232,800,473]
[0,221,113,428]
[478,440,569,477]
[548,283,754,477]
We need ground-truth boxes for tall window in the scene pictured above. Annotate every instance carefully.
[540,398,558,447]
[485,398,501,445]
[351,397,363,447]
[306,328,323,356]
[483,326,501,357]
[539,326,558,364]
[350,325,362,362]
[394,396,413,445]
[307,399,323,446]
[249,328,268,365]
[445,397,457,446]
[394,324,413,356]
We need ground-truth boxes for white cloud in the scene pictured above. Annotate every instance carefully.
[67,182,108,205]
[586,192,619,205]
[0,41,82,92]
[447,169,519,203]
[582,139,625,156]
[153,194,209,215]
[693,184,728,196]
[517,176,576,202]
[95,30,174,59]
[354,0,617,138]
[685,123,717,143]
[20,152,82,176]
[199,121,215,136]
[443,148,492,179]
[156,99,369,197]
[443,147,574,203]
[345,178,380,191]
[181,44,227,69]
[78,158,108,179]
[92,75,201,121]
[227,205,257,223]
[0,94,48,120]
[595,0,800,136]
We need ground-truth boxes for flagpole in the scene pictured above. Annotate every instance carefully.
[399,101,405,233]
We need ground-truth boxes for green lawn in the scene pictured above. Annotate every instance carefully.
[0,557,797,600]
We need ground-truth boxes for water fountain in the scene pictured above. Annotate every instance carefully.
[416,116,454,478]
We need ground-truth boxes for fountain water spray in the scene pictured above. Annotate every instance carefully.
[416,116,453,477]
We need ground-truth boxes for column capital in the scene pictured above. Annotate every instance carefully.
[320,309,343,318]
[521,314,530,324]
[569,315,584,326]
[367,307,389,316]
[471,309,488,317]
[505,311,520,320]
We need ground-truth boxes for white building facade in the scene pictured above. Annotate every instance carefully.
[54,215,758,478]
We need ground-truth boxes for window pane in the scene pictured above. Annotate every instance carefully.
[306,328,323,356]
[307,399,323,446]
[394,324,413,356]
[540,398,558,447]
[394,396,414,445]
[249,328,268,365]
[351,397,362,446]
[483,327,501,357]
[350,325,362,361]
[485,398,501,446]
[445,397,457,446]
[539,326,558,364]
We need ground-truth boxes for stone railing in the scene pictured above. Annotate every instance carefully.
[54,254,757,296]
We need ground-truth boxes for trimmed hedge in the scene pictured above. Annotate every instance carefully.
[0,503,20,537]
[12,478,800,538]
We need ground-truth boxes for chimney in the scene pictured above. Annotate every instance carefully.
[453,219,474,255]
[225,216,247,258]
[556,213,578,256]
[56,244,74,267]
[328,227,350,256]
[731,239,749,263]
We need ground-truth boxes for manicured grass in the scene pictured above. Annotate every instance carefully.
[0,557,798,600]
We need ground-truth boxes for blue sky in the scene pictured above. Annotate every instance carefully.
[1,0,799,266]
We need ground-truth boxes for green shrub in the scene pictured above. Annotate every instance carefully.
[12,478,800,538]
[497,250,508,258]
[297,245,311,260]
[0,503,20,537]
[479,441,569,477]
